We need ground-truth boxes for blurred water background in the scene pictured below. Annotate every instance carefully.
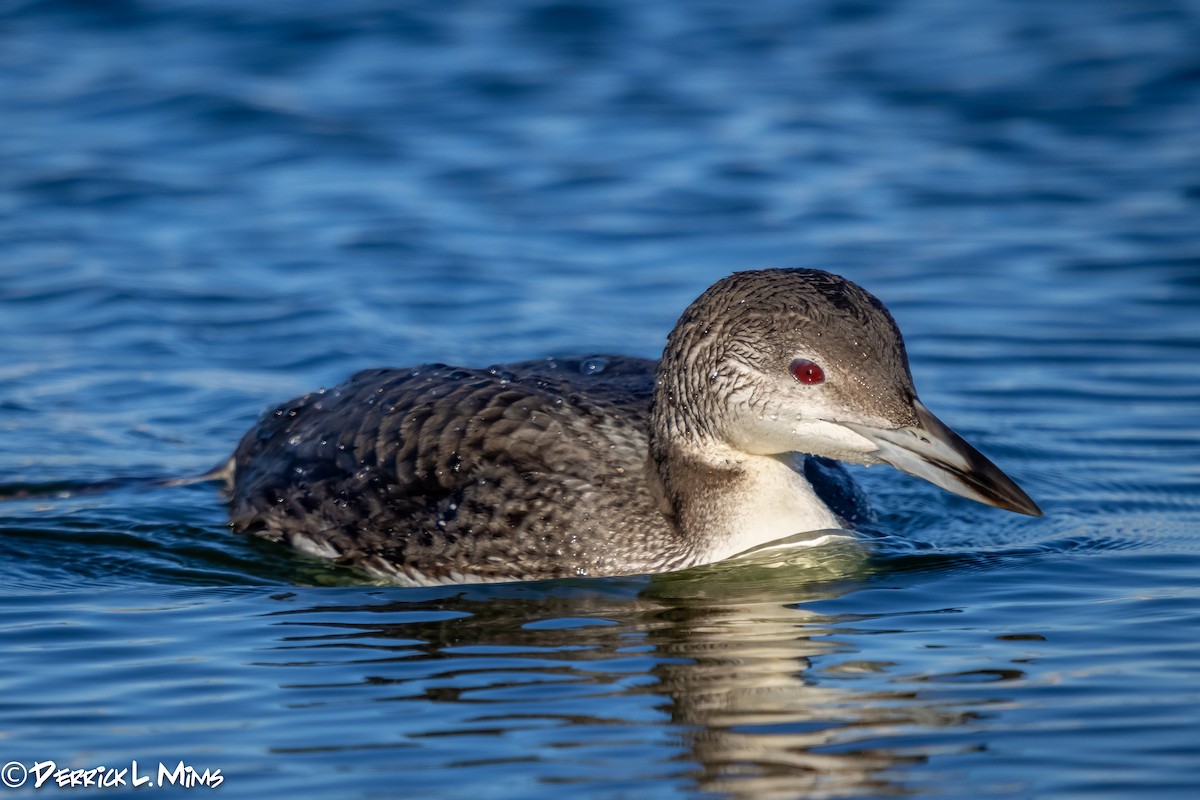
[2,0,1199,797]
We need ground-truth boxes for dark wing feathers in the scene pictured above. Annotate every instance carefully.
[228,357,671,581]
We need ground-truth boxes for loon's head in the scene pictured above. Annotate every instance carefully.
[659,268,1041,517]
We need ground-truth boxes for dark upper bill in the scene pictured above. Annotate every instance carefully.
[846,400,1042,516]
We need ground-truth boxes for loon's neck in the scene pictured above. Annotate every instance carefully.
[649,440,841,566]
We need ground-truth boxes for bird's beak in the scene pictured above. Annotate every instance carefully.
[846,400,1042,516]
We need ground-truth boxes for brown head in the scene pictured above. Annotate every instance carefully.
[652,268,1041,516]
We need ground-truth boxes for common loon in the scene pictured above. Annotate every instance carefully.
[226,269,1040,584]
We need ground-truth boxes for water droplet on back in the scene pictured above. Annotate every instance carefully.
[580,357,609,375]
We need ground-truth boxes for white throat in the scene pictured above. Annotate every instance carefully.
[691,451,844,566]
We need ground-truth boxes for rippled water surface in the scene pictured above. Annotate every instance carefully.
[3,1,1199,797]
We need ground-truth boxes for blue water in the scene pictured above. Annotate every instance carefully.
[2,0,1199,797]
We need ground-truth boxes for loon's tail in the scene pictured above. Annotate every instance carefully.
[0,459,233,503]
[157,458,234,488]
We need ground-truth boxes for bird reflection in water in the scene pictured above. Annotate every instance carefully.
[256,544,1016,798]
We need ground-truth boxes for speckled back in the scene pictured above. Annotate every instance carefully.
[228,356,692,582]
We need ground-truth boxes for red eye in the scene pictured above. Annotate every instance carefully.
[790,359,825,385]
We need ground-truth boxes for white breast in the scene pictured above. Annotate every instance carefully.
[696,452,845,565]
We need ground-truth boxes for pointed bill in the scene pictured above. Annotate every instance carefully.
[846,400,1042,516]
